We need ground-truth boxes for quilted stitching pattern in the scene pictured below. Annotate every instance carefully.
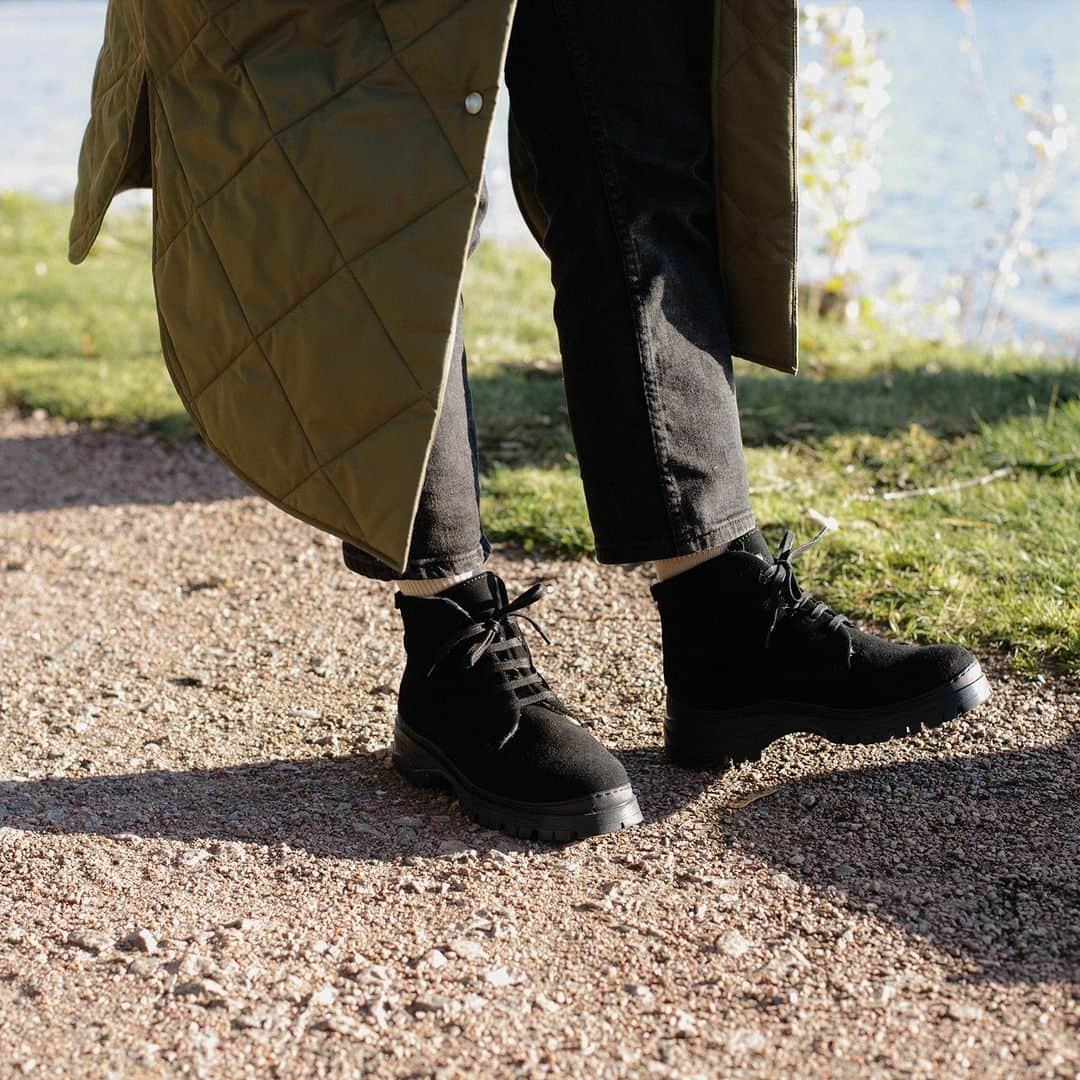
[69,0,799,569]
[71,0,514,569]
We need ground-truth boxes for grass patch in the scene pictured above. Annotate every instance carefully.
[2,195,1077,671]
[0,193,189,434]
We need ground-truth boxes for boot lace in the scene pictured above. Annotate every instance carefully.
[426,581,560,731]
[760,527,850,649]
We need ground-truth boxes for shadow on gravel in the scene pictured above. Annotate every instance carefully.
[1,736,1076,986]
[707,732,1080,987]
[0,428,245,513]
[0,751,553,862]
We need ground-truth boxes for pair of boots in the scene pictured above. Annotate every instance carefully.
[390,530,990,842]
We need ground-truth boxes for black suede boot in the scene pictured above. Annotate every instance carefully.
[392,572,642,841]
[652,529,992,768]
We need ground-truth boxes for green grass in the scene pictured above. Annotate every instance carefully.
[3,193,1077,672]
[0,193,191,435]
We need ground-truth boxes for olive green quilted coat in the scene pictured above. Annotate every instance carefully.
[69,0,798,572]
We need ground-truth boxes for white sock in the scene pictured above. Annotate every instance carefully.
[653,545,729,582]
[394,566,486,597]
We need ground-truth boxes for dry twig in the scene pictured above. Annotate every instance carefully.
[860,466,1013,502]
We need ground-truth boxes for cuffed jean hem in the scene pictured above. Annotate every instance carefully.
[342,537,491,582]
[593,509,757,565]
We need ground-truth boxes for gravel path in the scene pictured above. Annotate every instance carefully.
[1,409,1077,1078]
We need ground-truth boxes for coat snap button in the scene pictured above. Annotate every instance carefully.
[464,91,484,115]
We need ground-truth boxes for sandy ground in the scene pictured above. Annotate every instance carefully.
[0,408,1077,1078]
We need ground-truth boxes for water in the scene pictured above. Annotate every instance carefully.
[855,0,1079,341]
[2,0,1076,339]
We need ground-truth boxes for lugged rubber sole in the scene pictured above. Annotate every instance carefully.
[392,720,643,843]
[665,660,992,769]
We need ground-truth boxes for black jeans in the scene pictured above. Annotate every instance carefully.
[344,0,753,581]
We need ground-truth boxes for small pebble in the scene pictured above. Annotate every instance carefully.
[120,929,158,954]
[174,978,228,1000]
[717,930,751,958]
[421,949,448,970]
[68,930,113,955]
[673,1011,697,1038]
[409,993,459,1016]
[448,939,485,961]
[437,839,475,857]
[948,1002,985,1022]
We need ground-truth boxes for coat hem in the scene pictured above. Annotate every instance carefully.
[69,63,151,265]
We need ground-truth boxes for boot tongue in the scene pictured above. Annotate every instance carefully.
[439,571,506,619]
[727,528,772,562]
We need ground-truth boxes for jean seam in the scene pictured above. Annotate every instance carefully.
[594,508,756,564]
[344,538,490,581]
[552,0,681,551]
[401,541,490,571]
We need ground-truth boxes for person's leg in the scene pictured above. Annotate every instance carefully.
[341,185,491,589]
[341,185,641,841]
[505,0,755,566]
[341,314,490,590]
[506,0,991,767]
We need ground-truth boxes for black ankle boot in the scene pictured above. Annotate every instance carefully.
[651,529,992,768]
[392,572,642,841]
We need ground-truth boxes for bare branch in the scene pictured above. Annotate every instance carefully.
[859,466,1013,502]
